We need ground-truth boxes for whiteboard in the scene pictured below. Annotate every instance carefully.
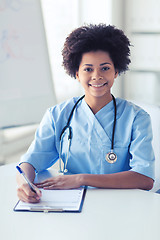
[0,0,56,128]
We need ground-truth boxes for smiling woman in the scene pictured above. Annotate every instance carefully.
[16,24,154,203]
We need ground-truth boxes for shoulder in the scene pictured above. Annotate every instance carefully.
[116,98,150,120]
[37,97,81,131]
[47,97,81,123]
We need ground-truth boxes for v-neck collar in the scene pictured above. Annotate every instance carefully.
[81,98,115,144]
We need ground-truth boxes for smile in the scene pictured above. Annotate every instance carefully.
[89,82,108,87]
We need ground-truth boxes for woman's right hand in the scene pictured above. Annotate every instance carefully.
[16,163,42,203]
[17,182,42,203]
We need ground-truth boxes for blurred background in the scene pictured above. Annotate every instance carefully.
[1,0,160,166]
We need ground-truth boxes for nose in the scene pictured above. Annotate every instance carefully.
[91,76,103,80]
[91,70,103,80]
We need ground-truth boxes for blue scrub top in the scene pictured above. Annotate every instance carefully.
[20,97,155,180]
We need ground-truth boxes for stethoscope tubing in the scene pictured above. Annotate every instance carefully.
[111,95,117,150]
[59,94,117,173]
[60,95,85,141]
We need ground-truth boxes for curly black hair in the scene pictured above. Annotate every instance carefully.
[62,24,131,78]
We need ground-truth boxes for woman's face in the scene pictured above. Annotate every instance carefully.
[76,50,118,102]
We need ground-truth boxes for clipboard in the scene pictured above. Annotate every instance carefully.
[14,187,86,213]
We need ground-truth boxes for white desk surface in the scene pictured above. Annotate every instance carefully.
[1,163,160,240]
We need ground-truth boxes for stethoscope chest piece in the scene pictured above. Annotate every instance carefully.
[106,151,117,164]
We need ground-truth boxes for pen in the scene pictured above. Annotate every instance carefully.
[16,165,37,193]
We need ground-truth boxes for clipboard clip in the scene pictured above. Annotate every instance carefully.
[29,208,63,213]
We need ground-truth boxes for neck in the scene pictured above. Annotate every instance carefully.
[84,94,113,114]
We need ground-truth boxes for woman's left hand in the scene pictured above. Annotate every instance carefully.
[35,174,83,190]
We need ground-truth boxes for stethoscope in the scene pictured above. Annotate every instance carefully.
[59,94,117,174]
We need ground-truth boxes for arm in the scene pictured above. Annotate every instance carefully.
[35,170,154,191]
[16,162,36,183]
[16,163,42,203]
[81,171,154,190]
[16,109,59,203]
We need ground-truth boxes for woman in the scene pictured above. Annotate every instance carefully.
[17,24,155,203]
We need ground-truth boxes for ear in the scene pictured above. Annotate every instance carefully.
[76,71,80,82]
[114,70,118,79]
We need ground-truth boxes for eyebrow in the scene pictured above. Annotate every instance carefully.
[82,62,111,67]
[100,62,111,66]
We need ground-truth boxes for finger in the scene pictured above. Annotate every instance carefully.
[17,187,37,202]
[35,182,47,187]
[38,181,60,189]
[43,185,56,190]
[35,178,54,185]
[19,183,41,200]
[31,184,42,198]
[43,180,67,190]
[43,184,63,190]
[36,180,56,188]
[17,187,40,203]
[36,182,54,188]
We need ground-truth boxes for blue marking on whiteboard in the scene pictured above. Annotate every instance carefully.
[0,29,20,62]
[0,28,34,63]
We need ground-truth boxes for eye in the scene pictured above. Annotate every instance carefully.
[84,67,93,72]
[101,66,110,71]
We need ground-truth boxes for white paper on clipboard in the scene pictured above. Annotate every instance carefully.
[14,187,86,212]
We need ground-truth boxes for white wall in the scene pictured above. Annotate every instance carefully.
[123,0,160,105]
[79,0,112,25]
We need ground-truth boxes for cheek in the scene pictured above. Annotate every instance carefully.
[77,73,88,83]
[80,81,88,89]
[107,76,115,87]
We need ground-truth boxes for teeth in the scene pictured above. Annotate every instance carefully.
[90,82,107,87]
[92,84,103,87]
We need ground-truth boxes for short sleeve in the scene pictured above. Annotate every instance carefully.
[129,111,155,180]
[20,109,59,172]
